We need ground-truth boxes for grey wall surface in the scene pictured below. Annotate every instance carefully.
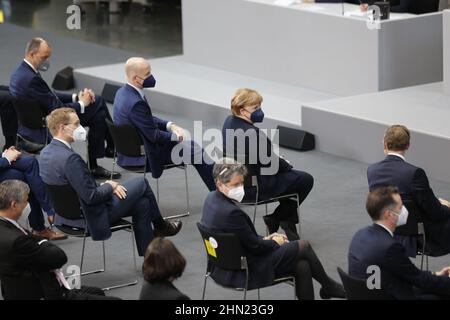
[182,0,379,96]
[378,12,443,91]
[444,10,450,94]
[182,0,443,96]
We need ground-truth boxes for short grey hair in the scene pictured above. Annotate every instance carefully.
[25,37,48,55]
[0,180,30,211]
[213,158,247,184]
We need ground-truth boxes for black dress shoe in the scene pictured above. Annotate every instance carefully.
[280,220,300,241]
[154,220,182,237]
[91,166,121,180]
[319,279,346,299]
[263,214,280,234]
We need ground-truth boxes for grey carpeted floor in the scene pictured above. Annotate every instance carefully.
[0,22,449,300]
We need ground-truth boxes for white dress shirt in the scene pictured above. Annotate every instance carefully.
[54,138,72,149]
[387,152,406,161]
[375,222,394,237]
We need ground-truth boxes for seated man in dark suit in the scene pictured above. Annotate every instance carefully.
[0,145,67,240]
[349,186,450,300]
[0,180,119,300]
[0,85,18,150]
[113,57,215,191]
[222,88,314,240]
[38,108,182,256]
[201,159,345,300]
[9,37,119,180]
[367,125,450,255]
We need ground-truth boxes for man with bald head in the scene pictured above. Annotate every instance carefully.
[9,37,120,180]
[113,57,215,190]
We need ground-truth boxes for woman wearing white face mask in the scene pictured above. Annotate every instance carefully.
[200,159,346,300]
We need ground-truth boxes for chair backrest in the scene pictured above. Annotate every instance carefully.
[101,83,121,104]
[196,222,246,271]
[45,184,83,220]
[394,200,424,237]
[12,98,47,130]
[337,267,394,300]
[410,0,440,14]
[106,119,145,157]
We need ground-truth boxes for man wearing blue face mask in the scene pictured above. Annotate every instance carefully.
[348,186,450,300]
[113,57,215,191]
[222,88,314,241]
[9,37,119,180]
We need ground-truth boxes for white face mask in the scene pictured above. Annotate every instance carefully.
[391,205,409,227]
[226,185,245,203]
[72,125,87,142]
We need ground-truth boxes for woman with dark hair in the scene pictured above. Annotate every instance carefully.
[139,237,190,300]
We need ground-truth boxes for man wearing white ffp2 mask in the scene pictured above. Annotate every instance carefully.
[389,205,409,227]
[348,186,450,300]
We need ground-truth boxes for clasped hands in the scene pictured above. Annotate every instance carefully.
[264,233,289,245]
[77,88,96,106]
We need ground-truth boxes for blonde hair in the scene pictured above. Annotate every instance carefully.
[230,88,263,116]
[46,108,76,137]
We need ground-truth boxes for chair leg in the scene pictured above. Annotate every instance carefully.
[426,255,429,271]
[257,288,260,300]
[420,253,424,271]
[296,195,301,239]
[102,228,139,291]
[252,203,258,224]
[130,226,138,272]
[265,204,269,236]
[162,166,190,219]
[293,277,297,300]
[110,151,117,180]
[156,178,160,203]
[80,236,105,276]
[184,165,190,214]
[102,241,106,271]
[202,274,209,300]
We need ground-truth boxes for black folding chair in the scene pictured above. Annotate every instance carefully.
[106,120,189,219]
[46,183,138,291]
[241,163,300,237]
[197,222,295,300]
[12,98,48,154]
[395,200,450,271]
[337,267,393,300]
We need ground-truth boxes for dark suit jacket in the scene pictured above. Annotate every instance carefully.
[222,115,297,200]
[0,218,68,300]
[9,61,82,143]
[113,84,174,178]
[201,190,280,289]
[139,280,190,300]
[367,155,450,254]
[38,139,114,240]
[348,224,450,300]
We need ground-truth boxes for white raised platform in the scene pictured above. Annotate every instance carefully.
[302,82,450,182]
[183,0,443,96]
[74,56,336,128]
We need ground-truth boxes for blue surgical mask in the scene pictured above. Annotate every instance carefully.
[250,108,264,123]
[142,75,156,88]
[38,59,50,72]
